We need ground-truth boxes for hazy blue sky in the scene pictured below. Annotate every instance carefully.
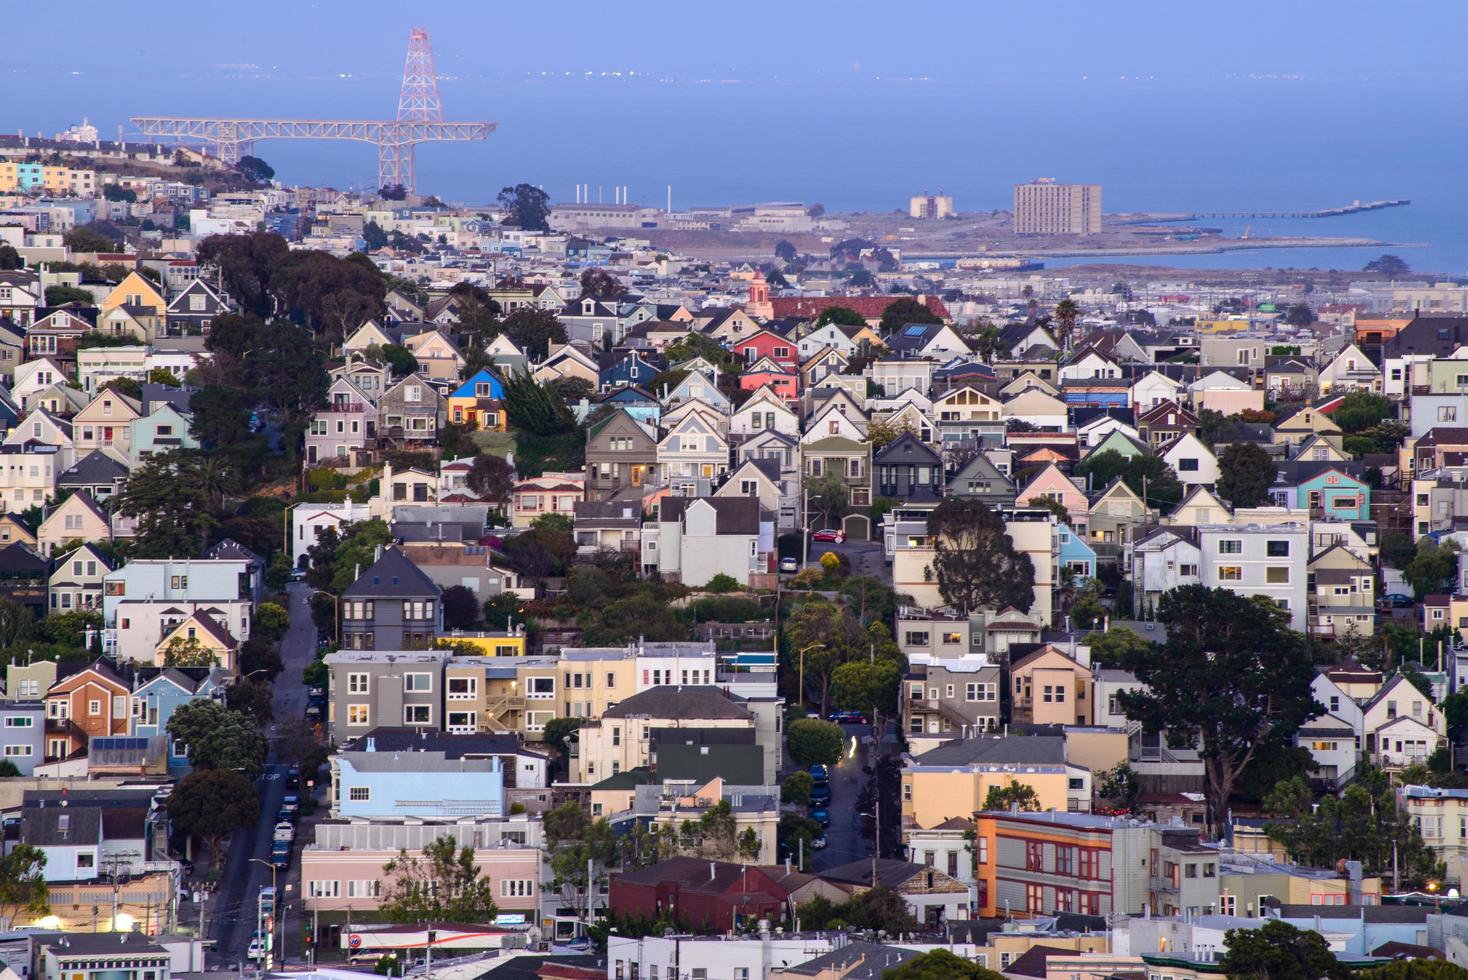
[9,0,1468,83]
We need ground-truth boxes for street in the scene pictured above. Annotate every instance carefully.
[809,723,874,872]
[209,582,319,969]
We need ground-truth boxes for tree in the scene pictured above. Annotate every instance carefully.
[1117,586,1318,837]
[441,585,481,631]
[166,699,268,777]
[1357,962,1468,980]
[1364,254,1410,277]
[866,418,913,449]
[578,268,622,298]
[542,803,619,923]
[0,244,23,270]
[815,305,866,327]
[198,232,291,317]
[64,225,119,253]
[1096,764,1142,810]
[882,949,1005,980]
[167,768,260,869]
[1220,920,1348,980]
[1216,442,1276,508]
[967,324,1010,364]
[1263,770,1437,883]
[0,760,18,777]
[500,308,567,360]
[363,221,388,250]
[773,239,799,263]
[45,285,93,306]
[784,599,859,712]
[983,778,1041,812]
[831,658,901,723]
[497,183,551,232]
[236,155,275,183]
[781,771,813,806]
[787,718,844,769]
[1282,303,1314,327]
[379,183,407,201]
[1405,539,1460,600]
[1073,449,1182,513]
[879,297,941,334]
[161,636,219,667]
[806,472,850,531]
[116,451,224,558]
[1053,299,1080,350]
[1086,627,1155,666]
[1332,391,1393,433]
[379,837,501,923]
[0,844,48,929]
[226,678,274,723]
[467,453,515,509]
[541,718,584,759]
[270,249,385,339]
[927,497,1035,614]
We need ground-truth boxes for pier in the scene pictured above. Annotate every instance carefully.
[1122,199,1410,224]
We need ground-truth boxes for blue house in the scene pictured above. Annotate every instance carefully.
[1057,523,1097,581]
[1279,464,1371,521]
[450,368,505,403]
[599,352,660,392]
[131,667,229,774]
[579,385,661,426]
[333,738,505,819]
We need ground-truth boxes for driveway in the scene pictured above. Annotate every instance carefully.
[210,583,320,969]
[798,539,890,584]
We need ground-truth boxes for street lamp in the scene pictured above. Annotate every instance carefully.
[858,808,881,890]
[309,590,340,646]
[796,643,825,711]
[248,858,280,971]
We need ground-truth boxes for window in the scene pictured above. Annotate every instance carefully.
[1178,458,1199,472]
[347,673,370,695]
[403,705,431,724]
[77,852,95,870]
[1079,848,1098,879]
[448,676,478,699]
[308,880,341,898]
[1025,841,1044,871]
[501,879,535,898]
[1218,566,1242,582]
[1218,539,1242,555]
[404,673,432,692]
[4,716,34,728]
[88,699,101,715]
[347,705,370,726]
[348,880,380,898]
[1266,567,1290,584]
[348,786,371,801]
[1266,540,1290,557]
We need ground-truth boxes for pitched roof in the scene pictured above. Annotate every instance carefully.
[768,295,949,321]
[658,496,760,534]
[342,546,439,598]
[911,734,1067,767]
[601,685,752,722]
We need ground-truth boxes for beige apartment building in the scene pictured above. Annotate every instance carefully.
[1013,178,1102,235]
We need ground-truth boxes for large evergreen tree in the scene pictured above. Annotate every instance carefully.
[927,497,1035,614]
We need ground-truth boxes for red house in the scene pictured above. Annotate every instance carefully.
[732,328,797,372]
[608,857,791,932]
[740,359,798,401]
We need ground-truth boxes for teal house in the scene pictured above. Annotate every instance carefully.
[1057,523,1097,580]
[130,404,200,468]
[1282,465,1371,521]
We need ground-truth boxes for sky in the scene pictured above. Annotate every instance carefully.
[10,0,1468,86]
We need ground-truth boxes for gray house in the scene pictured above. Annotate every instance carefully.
[0,700,43,774]
[378,373,446,450]
[945,454,1016,509]
[340,547,442,651]
[324,649,451,743]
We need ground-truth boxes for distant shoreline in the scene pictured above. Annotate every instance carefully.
[902,236,1406,261]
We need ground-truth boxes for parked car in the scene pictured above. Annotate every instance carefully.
[281,793,301,815]
[810,805,831,826]
[247,937,268,962]
[811,835,828,850]
[273,822,294,843]
[779,556,800,573]
[811,529,845,543]
[808,764,829,784]
[1378,593,1414,609]
[258,887,276,914]
[286,767,301,790]
[829,710,867,725]
[809,782,831,805]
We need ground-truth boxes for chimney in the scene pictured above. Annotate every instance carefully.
[365,737,376,752]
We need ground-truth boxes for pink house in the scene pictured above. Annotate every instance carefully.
[301,843,542,915]
[1017,462,1090,532]
[740,363,798,402]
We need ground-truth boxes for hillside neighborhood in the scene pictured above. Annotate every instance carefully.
[2,153,1468,979]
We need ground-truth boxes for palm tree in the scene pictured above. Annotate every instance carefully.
[1054,299,1080,352]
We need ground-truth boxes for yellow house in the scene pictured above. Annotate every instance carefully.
[1399,785,1468,885]
[36,491,111,558]
[1218,864,1382,916]
[436,631,526,657]
[154,611,239,671]
[0,162,17,193]
[900,736,1092,831]
[1010,645,1093,726]
[101,271,166,317]
[1194,318,1252,334]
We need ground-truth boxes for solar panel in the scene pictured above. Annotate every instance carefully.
[904,325,926,336]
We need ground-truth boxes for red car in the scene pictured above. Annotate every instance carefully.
[811,529,846,543]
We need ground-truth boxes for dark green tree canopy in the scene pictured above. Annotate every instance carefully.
[879,297,942,333]
[1116,586,1318,837]
[1216,441,1276,508]
[928,497,1035,614]
[497,183,551,232]
[1074,449,1182,513]
[1220,920,1348,980]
